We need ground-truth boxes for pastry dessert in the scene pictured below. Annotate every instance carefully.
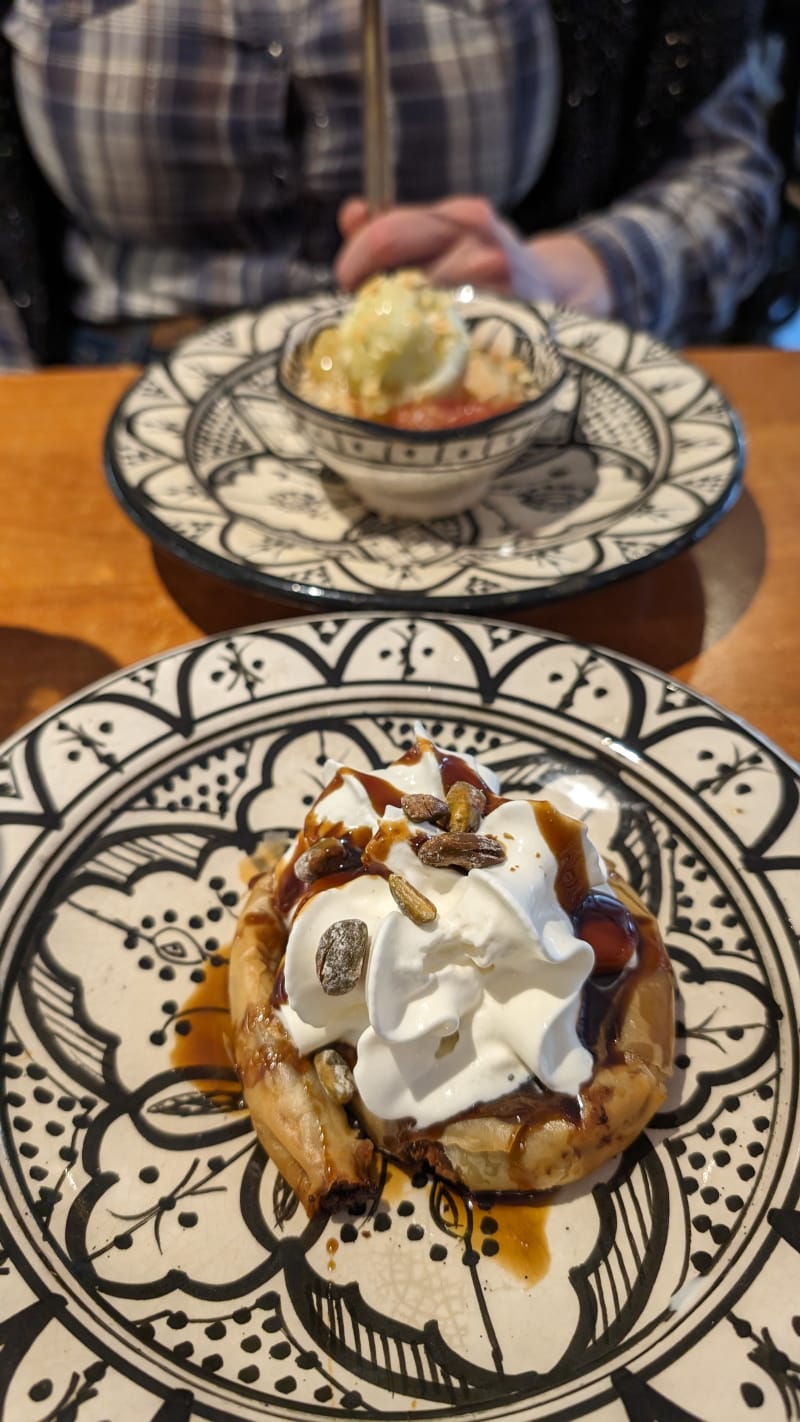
[229,730,674,1215]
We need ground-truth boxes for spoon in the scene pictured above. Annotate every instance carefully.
[361,0,395,213]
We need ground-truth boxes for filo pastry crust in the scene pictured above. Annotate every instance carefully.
[228,870,373,1215]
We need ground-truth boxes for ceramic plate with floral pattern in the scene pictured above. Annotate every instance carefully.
[105,300,743,610]
[1,614,797,1421]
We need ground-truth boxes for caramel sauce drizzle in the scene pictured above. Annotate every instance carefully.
[170,946,236,1081]
[427,748,503,810]
[532,799,591,914]
[473,1197,550,1284]
[275,749,502,917]
[171,957,550,1283]
[379,1161,550,1283]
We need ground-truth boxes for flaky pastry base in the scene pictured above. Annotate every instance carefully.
[229,872,373,1215]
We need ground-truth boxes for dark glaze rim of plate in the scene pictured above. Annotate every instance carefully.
[0,613,797,1422]
[103,298,744,612]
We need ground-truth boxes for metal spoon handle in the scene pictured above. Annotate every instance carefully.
[361,0,395,213]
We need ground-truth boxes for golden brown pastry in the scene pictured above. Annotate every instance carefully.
[229,871,373,1215]
[229,734,674,1213]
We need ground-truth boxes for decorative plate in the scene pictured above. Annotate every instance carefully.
[1,615,797,1422]
[104,300,743,611]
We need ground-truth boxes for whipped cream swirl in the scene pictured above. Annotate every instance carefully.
[278,733,610,1130]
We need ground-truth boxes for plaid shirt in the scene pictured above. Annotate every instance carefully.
[2,0,780,360]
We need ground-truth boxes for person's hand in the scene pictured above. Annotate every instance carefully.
[336,196,613,317]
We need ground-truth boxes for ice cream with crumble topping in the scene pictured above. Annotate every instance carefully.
[298,269,538,427]
[274,726,634,1131]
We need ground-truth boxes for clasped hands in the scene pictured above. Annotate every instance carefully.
[336,196,612,317]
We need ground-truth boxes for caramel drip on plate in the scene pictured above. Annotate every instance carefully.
[473,1197,550,1284]
[170,949,235,1082]
[380,1162,550,1283]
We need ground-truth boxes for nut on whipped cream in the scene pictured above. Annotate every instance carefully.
[275,728,624,1131]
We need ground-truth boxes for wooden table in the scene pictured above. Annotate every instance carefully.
[0,349,798,761]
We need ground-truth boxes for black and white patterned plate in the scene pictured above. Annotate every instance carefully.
[1,615,798,1421]
[104,300,743,610]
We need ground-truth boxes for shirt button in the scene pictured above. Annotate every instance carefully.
[268,39,283,60]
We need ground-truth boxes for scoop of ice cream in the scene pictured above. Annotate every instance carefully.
[276,729,623,1131]
[337,270,470,417]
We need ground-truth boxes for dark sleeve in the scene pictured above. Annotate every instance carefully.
[0,1,69,365]
[569,58,782,342]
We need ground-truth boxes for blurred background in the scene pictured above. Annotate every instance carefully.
[0,0,798,363]
[731,0,800,345]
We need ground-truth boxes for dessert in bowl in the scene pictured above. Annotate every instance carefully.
[276,271,567,518]
[229,728,674,1215]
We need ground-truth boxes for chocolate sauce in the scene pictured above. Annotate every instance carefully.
[597,871,672,1070]
[579,973,624,1055]
[274,860,304,917]
[362,817,426,873]
[276,829,369,916]
[278,861,351,916]
[533,798,645,979]
[275,766,406,917]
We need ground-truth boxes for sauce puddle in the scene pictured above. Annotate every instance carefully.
[170,948,236,1087]
[170,852,263,1082]
[472,1197,550,1284]
[379,1161,550,1285]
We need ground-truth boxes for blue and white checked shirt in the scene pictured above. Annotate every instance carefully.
[2,0,781,359]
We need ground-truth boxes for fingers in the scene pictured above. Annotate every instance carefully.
[335,197,510,292]
[429,195,499,239]
[523,234,613,316]
[427,234,511,290]
[337,197,370,239]
[335,206,466,290]
[333,193,563,306]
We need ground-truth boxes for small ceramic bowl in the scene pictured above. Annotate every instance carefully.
[275,289,567,519]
